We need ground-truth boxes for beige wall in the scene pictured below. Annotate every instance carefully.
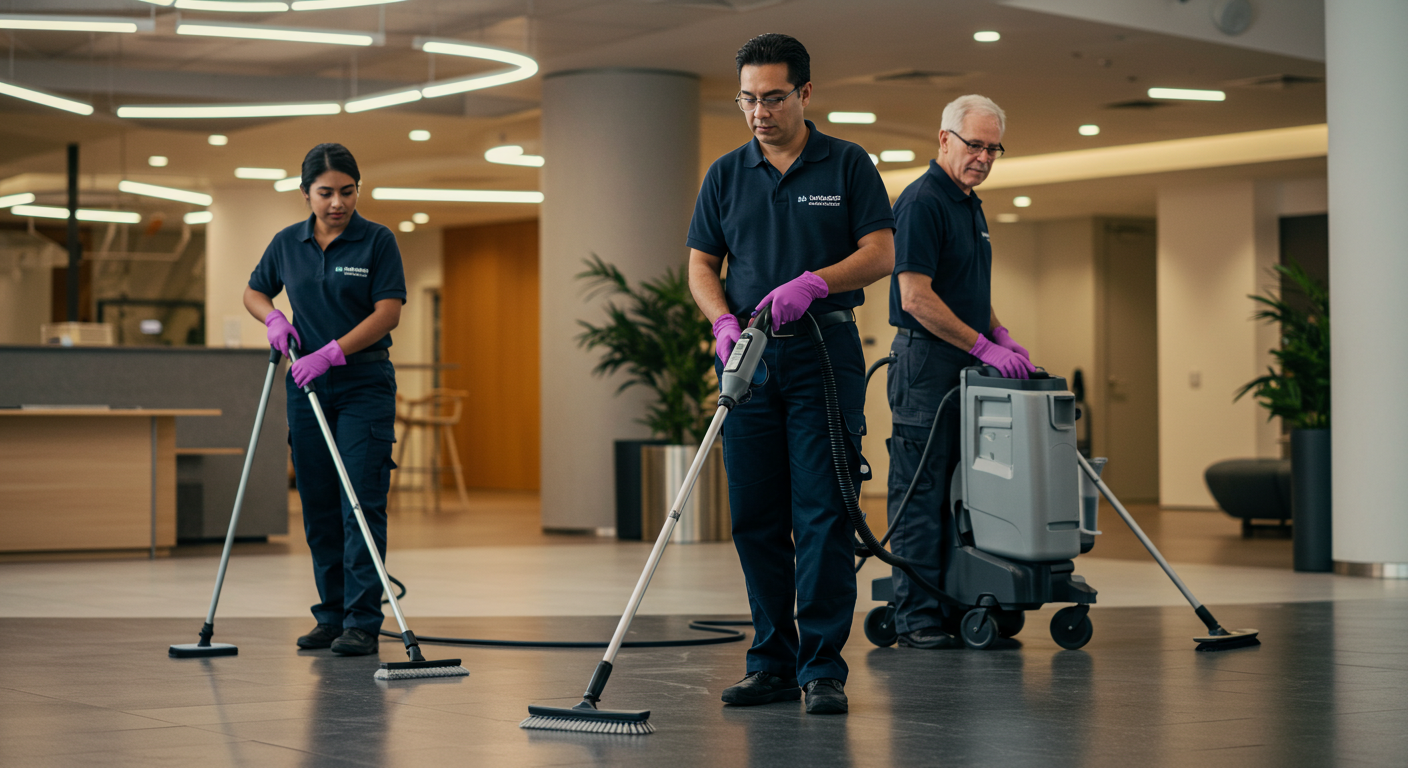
[205,186,306,348]
[387,225,443,402]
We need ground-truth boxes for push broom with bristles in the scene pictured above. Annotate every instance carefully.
[287,340,469,681]
[521,308,773,735]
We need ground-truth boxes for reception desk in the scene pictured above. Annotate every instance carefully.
[0,408,219,555]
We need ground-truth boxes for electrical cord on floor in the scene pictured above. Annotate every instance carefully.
[377,572,749,648]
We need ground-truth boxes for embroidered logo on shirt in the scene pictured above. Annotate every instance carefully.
[981,231,991,241]
[800,194,842,207]
[335,265,369,277]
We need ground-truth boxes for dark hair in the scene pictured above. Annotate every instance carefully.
[735,33,810,89]
[300,142,360,192]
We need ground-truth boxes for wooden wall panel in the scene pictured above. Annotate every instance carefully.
[441,219,540,491]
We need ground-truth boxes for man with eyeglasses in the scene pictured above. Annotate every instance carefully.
[885,94,1035,650]
[687,32,895,715]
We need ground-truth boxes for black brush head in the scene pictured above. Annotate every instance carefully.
[169,643,238,658]
[1195,629,1260,652]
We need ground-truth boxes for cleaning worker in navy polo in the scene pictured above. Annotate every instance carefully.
[887,95,1035,650]
[688,33,895,715]
[243,142,407,658]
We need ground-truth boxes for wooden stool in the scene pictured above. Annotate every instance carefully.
[390,388,471,513]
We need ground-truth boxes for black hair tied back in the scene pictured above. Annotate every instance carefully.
[300,142,361,192]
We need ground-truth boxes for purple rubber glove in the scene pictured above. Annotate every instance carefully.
[713,314,742,363]
[755,271,829,332]
[291,339,346,388]
[264,309,300,356]
[971,335,1035,379]
[990,325,1030,360]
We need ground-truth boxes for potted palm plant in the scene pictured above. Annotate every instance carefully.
[575,255,729,543]
[1236,262,1330,571]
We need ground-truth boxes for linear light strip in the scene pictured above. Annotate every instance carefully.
[0,79,94,115]
[176,1,290,11]
[484,145,544,167]
[370,188,543,204]
[292,0,405,9]
[184,211,214,225]
[344,88,422,113]
[1147,87,1226,102]
[176,22,380,47]
[117,103,341,118]
[118,180,214,206]
[0,193,36,208]
[11,205,142,224]
[415,38,538,98]
[0,15,155,33]
[274,177,303,192]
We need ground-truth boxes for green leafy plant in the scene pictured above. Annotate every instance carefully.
[1235,262,1329,429]
[575,254,717,444]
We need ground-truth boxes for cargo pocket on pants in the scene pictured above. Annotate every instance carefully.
[364,424,398,496]
[843,408,872,482]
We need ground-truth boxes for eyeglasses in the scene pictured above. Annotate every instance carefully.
[736,86,800,112]
[948,131,1005,159]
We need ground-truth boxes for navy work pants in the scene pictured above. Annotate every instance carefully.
[286,360,397,634]
[716,320,867,687]
[885,334,968,633]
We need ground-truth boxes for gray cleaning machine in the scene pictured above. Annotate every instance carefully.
[865,367,1102,651]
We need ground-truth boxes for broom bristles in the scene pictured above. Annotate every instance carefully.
[373,664,470,681]
[519,715,655,735]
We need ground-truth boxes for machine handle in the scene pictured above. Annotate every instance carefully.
[285,334,315,393]
[748,303,772,332]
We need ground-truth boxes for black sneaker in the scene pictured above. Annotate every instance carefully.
[296,623,341,650]
[804,678,848,714]
[898,627,962,649]
[721,671,802,706]
[330,627,379,656]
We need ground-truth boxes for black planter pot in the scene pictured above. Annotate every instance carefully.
[614,439,670,540]
[1291,428,1332,572]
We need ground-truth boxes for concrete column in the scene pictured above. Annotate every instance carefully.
[539,69,700,531]
[205,185,306,347]
[1326,0,1408,574]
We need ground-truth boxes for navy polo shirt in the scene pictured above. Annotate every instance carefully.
[889,160,992,339]
[248,211,407,353]
[688,120,895,316]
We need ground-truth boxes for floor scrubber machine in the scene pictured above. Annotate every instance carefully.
[863,366,1101,651]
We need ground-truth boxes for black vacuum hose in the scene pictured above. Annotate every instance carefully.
[805,314,961,607]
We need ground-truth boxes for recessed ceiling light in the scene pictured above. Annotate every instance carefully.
[868,153,879,165]
[411,212,429,224]
[0,80,93,115]
[1078,124,1100,136]
[0,15,154,33]
[345,88,421,113]
[371,188,544,204]
[235,167,288,180]
[1013,195,1032,208]
[409,129,431,142]
[176,21,380,47]
[0,192,35,208]
[147,156,169,167]
[184,211,214,225]
[118,103,340,118]
[274,177,302,192]
[997,213,1019,224]
[208,134,229,146]
[484,145,544,167]
[12,205,141,224]
[1147,87,1226,102]
[119,180,213,206]
[879,149,916,163]
[973,31,1001,42]
[398,221,415,233]
[174,0,289,11]
[827,111,876,124]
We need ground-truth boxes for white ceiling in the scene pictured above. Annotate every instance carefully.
[0,0,1327,228]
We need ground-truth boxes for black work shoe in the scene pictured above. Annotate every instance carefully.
[296,623,341,650]
[898,627,963,649]
[804,678,848,714]
[330,627,379,656]
[721,671,802,706]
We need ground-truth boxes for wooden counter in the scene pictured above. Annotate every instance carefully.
[0,408,220,555]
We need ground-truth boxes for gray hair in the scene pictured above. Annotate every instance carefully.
[940,94,1006,137]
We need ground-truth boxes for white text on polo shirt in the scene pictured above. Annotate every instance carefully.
[335,266,370,277]
[798,194,842,207]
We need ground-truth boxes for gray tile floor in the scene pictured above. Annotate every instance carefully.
[3,600,1406,767]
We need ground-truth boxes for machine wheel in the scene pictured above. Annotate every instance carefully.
[864,605,898,647]
[1050,607,1094,650]
[994,610,1026,639]
[961,608,999,650]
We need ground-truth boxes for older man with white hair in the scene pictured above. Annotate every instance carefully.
[883,94,1035,648]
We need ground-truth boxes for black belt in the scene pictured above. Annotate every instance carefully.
[768,309,855,338]
[344,349,390,365]
[895,326,941,342]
